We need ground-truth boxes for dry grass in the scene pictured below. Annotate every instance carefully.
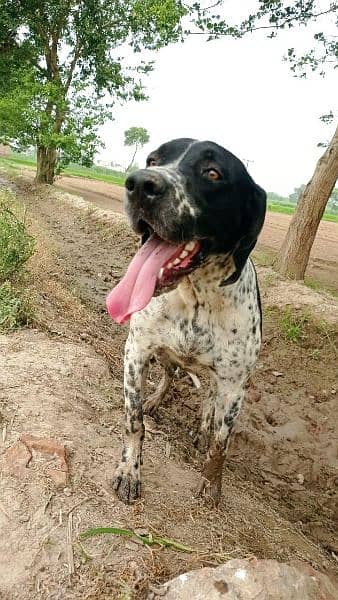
[27,223,124,371]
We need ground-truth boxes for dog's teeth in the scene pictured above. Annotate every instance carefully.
[173,258,181,265]
[180,250,188,259]
[159,268,164,278]
[185,242,195,251]
[167,262,173,269]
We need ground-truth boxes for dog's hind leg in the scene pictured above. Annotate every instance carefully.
[143,356,175,415]
[197,381,244,505]
[113,333,152,504]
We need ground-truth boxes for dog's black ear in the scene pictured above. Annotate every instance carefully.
[222,183,266,286]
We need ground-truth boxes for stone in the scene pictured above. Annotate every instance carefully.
[151,559,338,600]
[3,441,32,477]
[2,435,68,486]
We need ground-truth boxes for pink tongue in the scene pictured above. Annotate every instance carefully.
[106,234,180,324]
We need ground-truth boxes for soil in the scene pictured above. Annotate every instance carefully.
[55,175,338,293]
[0,173,337,599]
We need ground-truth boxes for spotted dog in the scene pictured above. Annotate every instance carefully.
[106,138,266,505]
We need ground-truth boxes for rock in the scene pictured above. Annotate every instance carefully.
[3,441,32,477]
[151,559,338,600]
[21,434,68,481]
[47,468,68,487]
[2,434,68,486]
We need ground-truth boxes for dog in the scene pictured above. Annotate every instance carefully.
[106,138,266,505]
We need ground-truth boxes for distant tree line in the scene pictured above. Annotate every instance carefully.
[268,186,338,213]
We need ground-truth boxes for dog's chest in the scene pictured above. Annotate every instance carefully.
[163,313,215,368]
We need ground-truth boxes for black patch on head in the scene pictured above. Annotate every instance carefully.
[146,138,196,166]
[125,137,266,283]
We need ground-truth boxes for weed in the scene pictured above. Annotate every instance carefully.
[0,281,32,331]
[304,276,321,292]
[263,272,278,287]
[0,189,35,331]
[0,190,35,282]
[315,319,337,355]
[80,525,194,553]
[304,276,338,299]
[279,307,309,343]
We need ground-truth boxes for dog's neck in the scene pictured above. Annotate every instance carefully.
[177,254,242,308]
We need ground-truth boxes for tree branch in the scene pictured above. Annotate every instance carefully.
[189,6,338,36]
[64,38,82,93]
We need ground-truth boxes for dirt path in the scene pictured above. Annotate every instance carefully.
[55,175,338,292]
[1,176,337,598]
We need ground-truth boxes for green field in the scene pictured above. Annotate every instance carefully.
[267,199,338,223]
[1,153,337,223]
[0,153,125,186]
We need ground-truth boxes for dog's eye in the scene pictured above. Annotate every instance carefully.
[147,158,157,167]
[203,168,221,181]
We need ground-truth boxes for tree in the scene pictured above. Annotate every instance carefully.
[289,184,338,211]
[124,127,150,171]
[276,124,338,279]
[0,0,187,183]
[193,1,338,77]
[193,1,338,279]
[289,185,306,204]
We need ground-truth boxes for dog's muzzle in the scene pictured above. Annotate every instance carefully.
[125,169,168,203]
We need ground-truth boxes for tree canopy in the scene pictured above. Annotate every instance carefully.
[0,0,187,181]
[124,127,150,148]
[193,0,338,77]
[124,126,150,171]
[0,1,337,184]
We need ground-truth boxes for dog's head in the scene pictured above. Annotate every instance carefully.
[106,138,266,324]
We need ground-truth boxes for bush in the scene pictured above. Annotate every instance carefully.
[0,189,34,331]
[0,190,34,283]
[0,281,31,331]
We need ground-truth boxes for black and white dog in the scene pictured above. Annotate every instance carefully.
[106,138,266,505]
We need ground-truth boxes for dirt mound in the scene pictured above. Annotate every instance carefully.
[258,266,338,323]
[0,179,337,598]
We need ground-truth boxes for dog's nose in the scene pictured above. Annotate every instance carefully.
[125,169,167,198]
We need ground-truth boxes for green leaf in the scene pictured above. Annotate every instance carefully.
[80,525,194,553]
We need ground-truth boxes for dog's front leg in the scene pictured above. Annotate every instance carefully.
[197,381,244,506]
[113,333,151,504]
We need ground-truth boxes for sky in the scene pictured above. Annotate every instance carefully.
[97,2,337,196]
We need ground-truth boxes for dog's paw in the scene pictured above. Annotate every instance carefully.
[112,465,141,504]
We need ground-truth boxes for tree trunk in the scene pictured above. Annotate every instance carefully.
[276,124,338,279]
[126,144,139,172]
[35,145,57,184]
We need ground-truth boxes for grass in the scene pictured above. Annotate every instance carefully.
[0,153,125,186]
[0,281,32,331]
[0,189,34,331]
[0,190,35,281]
[278,307,309,343]
[63,163,125,185]
[267,201,338,223]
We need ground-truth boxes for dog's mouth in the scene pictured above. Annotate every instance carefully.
[138,220,204,289]
[106,220,203,324]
